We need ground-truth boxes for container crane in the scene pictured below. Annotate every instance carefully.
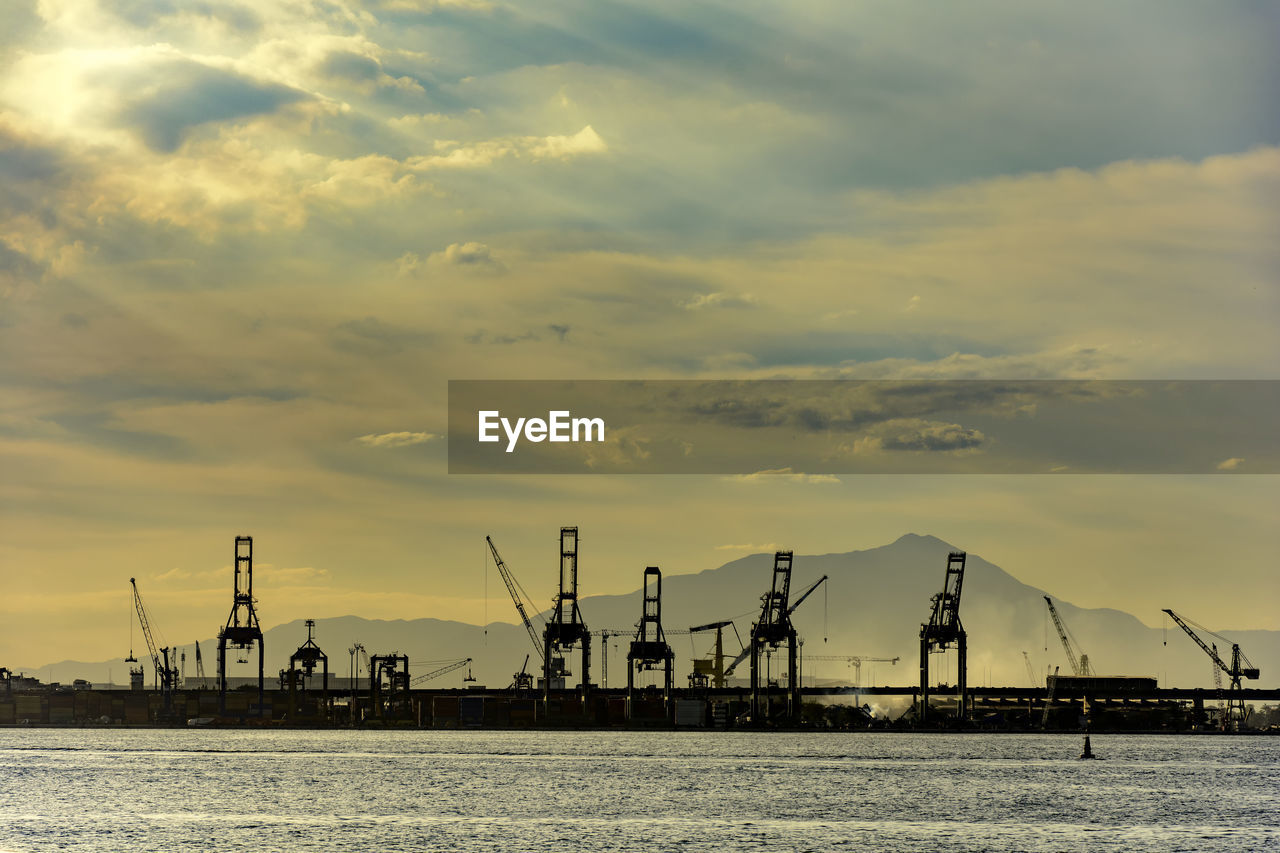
[919,552,967,723]
[1163,609,1259,730]
[724,574,827,685]
[1044,596,1093,677]
[129,577,177,710]
[745,553,828,724]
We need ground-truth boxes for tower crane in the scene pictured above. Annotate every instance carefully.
[129,577,177,710]
[1163,609,1259,730]
[410,657,473,687]
[805,655,899,687]
[1044,596,1093,677]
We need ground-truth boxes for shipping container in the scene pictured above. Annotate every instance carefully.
[432,696,460,728]
[482,699,510,727]
[675,699,707,727]
[460,696,484,727]
[15,696,44,722]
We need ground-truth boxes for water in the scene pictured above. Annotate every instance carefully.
[1,730,1276,852]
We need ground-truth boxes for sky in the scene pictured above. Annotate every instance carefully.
[1,0,1278,668]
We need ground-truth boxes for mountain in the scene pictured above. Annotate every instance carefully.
[18,534,1279,693]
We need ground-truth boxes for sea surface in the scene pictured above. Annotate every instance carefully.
[0,729,1276,852]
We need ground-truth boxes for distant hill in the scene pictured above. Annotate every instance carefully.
[18,534,1278,694]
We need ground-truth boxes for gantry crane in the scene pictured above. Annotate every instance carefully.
[1163,609,1259,730]
[129,577,177,711]
[218,536,265,715]
[543,527,590,708]
[723,573,827,687]
[626,567,675,716]
[745,552,828,724]
[919,552,967,723]
[1044,596,1093,677]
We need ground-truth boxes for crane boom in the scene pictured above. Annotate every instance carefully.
[411,657,472,687]
[1044,596,1091,677]
[1162,609,1257,678]
[486,536,544,661]
[786,575,828,618]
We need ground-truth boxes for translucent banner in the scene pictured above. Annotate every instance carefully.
[447,380,1279,474]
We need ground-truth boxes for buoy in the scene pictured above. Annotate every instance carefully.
[1079,735,1096,759]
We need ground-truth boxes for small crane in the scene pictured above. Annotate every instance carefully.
[129,577,177,710]
[510,654,534,693]
[1044,596,1094,677]
[410,658,473,687]
[486,536,544,661]
[1022,651,1037,688]
[689,620,744,689]
[1163,609,1259,730]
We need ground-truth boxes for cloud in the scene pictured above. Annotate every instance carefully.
[877,419,986,453]
[409,126,608,171]
[114,57,309,152]
[726,468,840,484]
[432,241,504,272]
[331,317,432,356]
[355,431,439,448]
[715,542,780,552]
[525,125,607,159]
[1216,457,1245,471]
[683,291,757,311]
